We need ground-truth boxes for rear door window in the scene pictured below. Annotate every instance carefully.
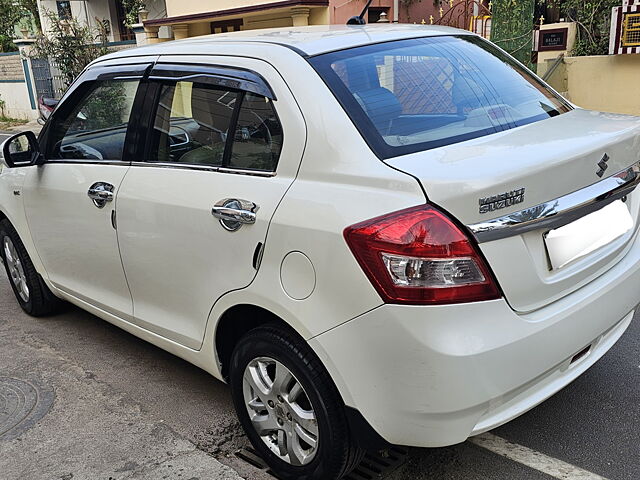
[228,92,283,171]
[149,81,237,167]
[147,78,283,172]
[311,35,572,159]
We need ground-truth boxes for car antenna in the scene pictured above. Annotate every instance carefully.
[346,0,374,25]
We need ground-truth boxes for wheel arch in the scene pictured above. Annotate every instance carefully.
[214,303,303,381]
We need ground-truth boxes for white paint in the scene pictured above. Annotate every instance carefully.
[470,433,609,480]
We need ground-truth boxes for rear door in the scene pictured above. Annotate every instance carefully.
[22,62,152,318]
[115,58,306,348]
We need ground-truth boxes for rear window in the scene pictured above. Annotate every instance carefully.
[310,35,572,159]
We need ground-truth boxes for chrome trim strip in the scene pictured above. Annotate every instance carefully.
[468,161,640,243]
[129,161,277,177]
[46,160,130,166]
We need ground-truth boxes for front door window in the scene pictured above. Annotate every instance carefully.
[45,79,140,161]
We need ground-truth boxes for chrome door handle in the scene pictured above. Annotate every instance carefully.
[212,198,259,231]
[88,182,114,209]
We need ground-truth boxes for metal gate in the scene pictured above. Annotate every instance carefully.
[30,58,55,99]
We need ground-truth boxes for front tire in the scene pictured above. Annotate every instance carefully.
[229,325,364,480]
[0,219,61,316]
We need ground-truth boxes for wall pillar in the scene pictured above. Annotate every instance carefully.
[188,22,212,37]
[291,7,310,27]
[12,39,38,115]
[173,23,190,40]
[144,24,161,44]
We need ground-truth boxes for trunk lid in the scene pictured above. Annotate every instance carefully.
[386,109,640,312]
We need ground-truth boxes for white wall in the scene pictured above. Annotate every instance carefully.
[144,0,170,39]
[37,0,120,42]
[0,82,38,120]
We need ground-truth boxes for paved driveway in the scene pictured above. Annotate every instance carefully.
[0,264,638,480]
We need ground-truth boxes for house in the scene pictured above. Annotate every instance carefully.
[36,0,168,43]
[140,0,398,43]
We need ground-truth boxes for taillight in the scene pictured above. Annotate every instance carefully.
[344,205,501,305]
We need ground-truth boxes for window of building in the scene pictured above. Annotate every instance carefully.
[56,1,72,20]
[211,19,243,34]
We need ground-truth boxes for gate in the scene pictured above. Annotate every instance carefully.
[30,58,55,99]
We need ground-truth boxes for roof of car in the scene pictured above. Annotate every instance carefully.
[102,24,471,60]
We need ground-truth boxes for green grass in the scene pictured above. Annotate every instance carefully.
[0,116,28,130]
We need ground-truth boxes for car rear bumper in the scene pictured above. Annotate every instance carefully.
[310,240,640,447]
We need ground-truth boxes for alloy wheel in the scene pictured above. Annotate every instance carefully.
[3,236,29,303]
[242,356,319,466]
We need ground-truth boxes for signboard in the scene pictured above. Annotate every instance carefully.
[538,28,568,51]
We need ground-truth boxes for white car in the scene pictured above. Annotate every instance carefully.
[2,24,639,480]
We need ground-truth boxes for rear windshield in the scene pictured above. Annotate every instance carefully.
[309,35,572,159]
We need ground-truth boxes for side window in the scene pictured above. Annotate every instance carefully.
[149,81,237,167]
[228,93,283,171]
[148,76,282,172]
[46,79,140,161]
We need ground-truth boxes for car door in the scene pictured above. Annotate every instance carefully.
[22,63,152,319]
[115,58,306,349]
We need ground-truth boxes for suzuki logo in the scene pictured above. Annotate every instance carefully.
[596,153,609,178]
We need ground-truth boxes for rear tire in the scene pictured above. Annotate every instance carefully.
[229,324,364,480]
[0,219,61,316]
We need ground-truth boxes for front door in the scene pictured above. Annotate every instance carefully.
[23,68,147,318]
[115,59,306,349]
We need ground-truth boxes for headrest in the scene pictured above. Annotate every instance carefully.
[353,87,402,132]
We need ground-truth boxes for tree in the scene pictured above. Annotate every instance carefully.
[31,12,110,89]
[120,0,146,28]
[558,0,620,56]
[0,0,23,52]
[17,0,41,33]
[0,0,42,51]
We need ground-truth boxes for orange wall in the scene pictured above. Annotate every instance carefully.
[329,0,395,24]
[400,0,474,25]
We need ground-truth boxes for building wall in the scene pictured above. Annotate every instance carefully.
[400,1,441,24]
[163,0,392,28]
[330,0,394,25]
[38,0,120,41]
[0,53,37,120]
[536,22,577,66]
[0,81,37,120]
[0,54,24,81]
[399,0,478,25]
[167,0,273,17]
[541,54,640,116]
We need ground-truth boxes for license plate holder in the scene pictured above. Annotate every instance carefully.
[544,200,633,270]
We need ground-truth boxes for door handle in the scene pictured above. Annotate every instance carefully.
[212,198,259,231]
[88,182,114,209]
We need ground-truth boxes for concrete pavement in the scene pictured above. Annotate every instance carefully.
[0,269,244,480]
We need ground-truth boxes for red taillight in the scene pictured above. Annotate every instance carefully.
[344,205,501,305]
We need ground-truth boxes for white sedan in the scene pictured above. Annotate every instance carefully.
[1,24,639,480]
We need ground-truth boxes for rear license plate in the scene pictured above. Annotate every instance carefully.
[544,200,633,270]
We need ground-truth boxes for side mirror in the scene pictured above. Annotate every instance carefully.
[1,131,42,168]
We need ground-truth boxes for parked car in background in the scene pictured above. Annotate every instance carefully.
[37,95,58,125]
[2,25,640,480]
